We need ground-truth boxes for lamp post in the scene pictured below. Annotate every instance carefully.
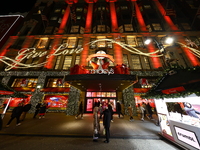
[144,36,175,68]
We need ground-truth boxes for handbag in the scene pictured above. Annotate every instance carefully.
[103,128,106,135]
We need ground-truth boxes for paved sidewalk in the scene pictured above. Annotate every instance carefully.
[0,112,160,139]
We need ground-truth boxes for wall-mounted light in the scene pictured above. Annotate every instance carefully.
[36,85,41,89]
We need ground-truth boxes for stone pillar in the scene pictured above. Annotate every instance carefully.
[122,85,137,116]
[66,86,80,115]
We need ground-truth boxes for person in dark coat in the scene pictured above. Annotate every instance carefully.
[6,103,24,127]
[116,101,124,118]
[33,102,41,118]
[103,105,111,143]
[146,103,153,119]
[75,101,84,119]
[174,102,183,117]
[20,102,32,121]
[39,103,48,119]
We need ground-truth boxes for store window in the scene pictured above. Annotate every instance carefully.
[46,78,70,87]
[11,78,38,87]
[131,54,142,69]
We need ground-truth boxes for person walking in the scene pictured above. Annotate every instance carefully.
[75,101,83,119]
[20,101,32,121]
[6,103,24,127]
[33,102,41,118]
[146,103,153,120]
[108,102,114,122]
[128,104,134,122]
[99,104,103,119]
[39,103,48,119]
[93,105,100,141]
[138,103,145,121]
[142,102,148,119]
[103,105,111,143]
[116,101,124,118]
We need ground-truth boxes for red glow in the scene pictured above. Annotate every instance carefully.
[110,2,118,32]
[114,43,123,64]
[44,37,61,69]
[85,3,93,33]
[153,0,178,31]
[148,44,162,68]
[133,1,148,31]
[57,6,70,34]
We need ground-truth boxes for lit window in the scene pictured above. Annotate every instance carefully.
[54,9,61,13]
[152,23,163,31]
[54,56,61,70]
[97,25,106,32]
[62,37,77,48]
[121,6,128,10]
[50,17,58,20]
[76,8,83,12]
[131,54,142,69]
[37,38,48,49]
[124,24,134,31]
[181,23,191,30]
[127,36,137,47]
[97,36,106,47]
[123,54,129,67]
[70,25,79,33]
[63,55,72,70]
[11,78,38,87]
[144,5,151,9]
[143,56,151,69]
[46,78,70,87]
[75,55,80,65]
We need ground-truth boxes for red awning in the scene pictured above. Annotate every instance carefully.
[162,86,185,94]
[0,90,14,95]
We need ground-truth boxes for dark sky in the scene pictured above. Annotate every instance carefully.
[0,0,37,15]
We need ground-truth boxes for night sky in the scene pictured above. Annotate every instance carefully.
[0,0,37,15]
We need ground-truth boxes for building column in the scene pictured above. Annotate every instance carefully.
[122,85,137,116]
[80,35,90,66]
[84,2,95,33]
[152,0,199,66]
[107,0,118,32]
[66,86,81,115]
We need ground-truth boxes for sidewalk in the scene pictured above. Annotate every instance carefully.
[0,112,161,139]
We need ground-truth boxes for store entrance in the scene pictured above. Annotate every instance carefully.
[85,91,117,113]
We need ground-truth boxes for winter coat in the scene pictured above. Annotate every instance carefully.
[11,106,23,117]
[116,102,121,112]
[23,104,32,112]
[103,109,111,128]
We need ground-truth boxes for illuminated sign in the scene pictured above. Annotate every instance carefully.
[0,43,83,71]
[174,126,200,149]
[0,38,199,71]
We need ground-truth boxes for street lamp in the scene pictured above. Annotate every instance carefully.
[144,36,175,67]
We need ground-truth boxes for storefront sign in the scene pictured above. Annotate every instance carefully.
[174,126,200,149]
[90,68,114,75]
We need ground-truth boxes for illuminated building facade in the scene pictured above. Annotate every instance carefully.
[0,0,200,115]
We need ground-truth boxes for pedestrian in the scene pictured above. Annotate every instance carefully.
[33,102,41,118]
[99,104,103,119]
[128,104,134,122]
[138,103,145,121]
[6,102,24,127]
[93,105,100,141]
[20,101,32,121]
[75,101,83,119]
[103,104,111,143]
[39,103,48,119]
[142,102,148,119]
[116,101,124,118]
[146,103,153,120]
[108,102,114,122]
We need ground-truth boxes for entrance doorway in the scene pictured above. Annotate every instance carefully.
[85,91,117,113]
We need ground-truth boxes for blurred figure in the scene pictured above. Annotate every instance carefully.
[174,102,183,117]
[20,101,32,121]
[138,104,145,121]
[146,103,153,120]
[39,103,48,119]
[108,102,114,122]
[6,103,24,127]
[128,104,134,122]
[103,105,111,143]
[116,101,124,118]
[33,102,41,118]
[93,105,100,141]
[75,101,84,119]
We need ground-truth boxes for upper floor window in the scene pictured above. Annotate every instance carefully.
[62,37,77,48]
[144,5,151,9]
[124,24,134,32]
[181,23,191,30]
[121,6,128,10]
[131,54,142,69]
[70,25,79,33]
[54,9,61,13]
[97,36,106,48]
[152,23,163,31]
[37,38,49,49]
[127,36,137,47]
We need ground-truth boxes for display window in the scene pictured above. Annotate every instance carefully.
[44,95,68,108]
[155,94,200,150]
